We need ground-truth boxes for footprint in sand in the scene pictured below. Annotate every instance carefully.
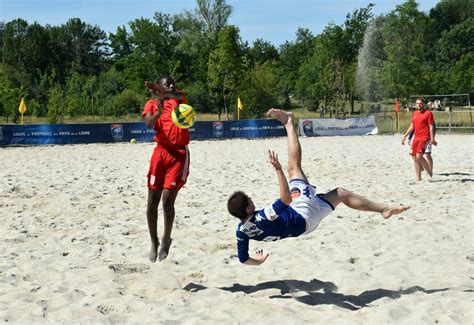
[108,263,150,275]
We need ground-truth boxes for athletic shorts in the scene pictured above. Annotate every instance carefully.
[147,145,190,191]
[424,141,432,154]
[410,139,430,156]
[289,179,334,235]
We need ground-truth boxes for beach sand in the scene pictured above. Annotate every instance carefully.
[1,134,473,323]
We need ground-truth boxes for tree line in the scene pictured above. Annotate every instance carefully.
[0,0,472,123]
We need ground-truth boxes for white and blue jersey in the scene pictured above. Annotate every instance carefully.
[236,199,306,263]
[235,179,335,263]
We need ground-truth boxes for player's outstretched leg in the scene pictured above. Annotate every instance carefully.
[267,108,307,181]
[321,187,410,219]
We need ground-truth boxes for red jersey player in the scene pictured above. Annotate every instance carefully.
[142,76,190,262]
[402,98,437,181]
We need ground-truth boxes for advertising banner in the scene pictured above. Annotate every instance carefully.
[0,119,286,146]
[299,116,378,137]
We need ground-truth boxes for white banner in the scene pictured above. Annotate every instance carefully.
[298,116,378,137]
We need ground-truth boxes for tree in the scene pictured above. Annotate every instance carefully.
[238,61,280,118]
[2,19,35,87]
[449,52,474,95]
[208,26,242,119]
[47,84,65,124]
[0,65,21,122]
[249,39,278,65]
[196,0,233,34]
[379,0,429,98]
[114,13,177,92]
[278,28,315,106]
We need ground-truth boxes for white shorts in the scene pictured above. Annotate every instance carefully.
[425,141,432,154]
[289,179,334,235]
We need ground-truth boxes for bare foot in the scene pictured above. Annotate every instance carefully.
[381,205,411,219]
[158,238,173,261]
[149,239,159,263]
[266,108,293,125]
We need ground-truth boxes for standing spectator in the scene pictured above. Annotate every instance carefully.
[401,98,437,181]
[142,76,190,262]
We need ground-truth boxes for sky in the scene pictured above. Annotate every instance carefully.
[1,0,440,46]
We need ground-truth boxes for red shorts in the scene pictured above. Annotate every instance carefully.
[409,139,430,156]
[147,145,190,191]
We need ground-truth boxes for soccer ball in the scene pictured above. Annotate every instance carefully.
[172,103,196,129]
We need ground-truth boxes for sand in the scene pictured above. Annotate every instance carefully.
[1,134,473,323]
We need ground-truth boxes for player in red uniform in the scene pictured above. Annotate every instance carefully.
[142,76,190,262]
[402,98,437,181]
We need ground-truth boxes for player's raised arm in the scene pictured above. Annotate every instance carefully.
[268,150,291,205]
[143,99,164,128]
[145,81,185,100]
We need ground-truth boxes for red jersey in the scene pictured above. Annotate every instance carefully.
[412,109,434,141]
[142,97,189,150]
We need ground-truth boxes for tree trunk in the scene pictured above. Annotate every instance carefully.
[350,94,355,115]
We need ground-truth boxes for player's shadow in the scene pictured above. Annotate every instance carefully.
[432,172,474,183]
[183,279,450,311]
[438,172,471,176]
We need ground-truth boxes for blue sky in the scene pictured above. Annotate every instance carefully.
[1,0,440,46]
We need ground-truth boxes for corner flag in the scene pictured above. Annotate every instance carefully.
[237,97,244,120]
[19,97,27,125]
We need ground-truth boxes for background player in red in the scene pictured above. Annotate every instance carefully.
[142,76,190,262]
[401,98,437,181]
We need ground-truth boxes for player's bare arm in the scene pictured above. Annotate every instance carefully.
[402,123,414,145]
[268,150,291,205]
[143,100,164,128]
[145,81,185,100]
[430,124,437,146]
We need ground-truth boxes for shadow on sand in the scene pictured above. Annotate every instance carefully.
[432,172,474,183]
[183,279,451,311]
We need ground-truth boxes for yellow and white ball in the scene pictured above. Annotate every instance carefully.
[172,104,196,129]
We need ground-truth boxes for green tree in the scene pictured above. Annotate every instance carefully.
[103,89,143,116]
[208,25,242,119]
[47,84,65,124]
[380,0,429,98]
[278,28,315,106]
[48,18,108,82]
[449,52,474,94]
[114,14,177,92]
[196,0,233,34]
[0,65,21,122]
[64,73,87,116]
[238,61,280,118]
[249,39,278,65]
[95,67,128,116]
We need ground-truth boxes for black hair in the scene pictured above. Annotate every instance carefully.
[227,191,249,220]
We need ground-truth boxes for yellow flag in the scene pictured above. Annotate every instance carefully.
[237,97,244,111]
[19,97,27,114]
[237,97,244,120]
